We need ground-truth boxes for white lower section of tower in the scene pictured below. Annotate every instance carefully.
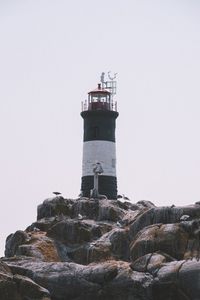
[82,140,116,177]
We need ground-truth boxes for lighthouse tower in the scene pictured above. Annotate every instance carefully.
[81,72,119,199]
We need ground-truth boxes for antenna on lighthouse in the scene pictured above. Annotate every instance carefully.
[100,71,117,99]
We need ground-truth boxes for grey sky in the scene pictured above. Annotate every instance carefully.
[0,0,200,255]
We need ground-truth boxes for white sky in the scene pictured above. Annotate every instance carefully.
[0,0,200,256]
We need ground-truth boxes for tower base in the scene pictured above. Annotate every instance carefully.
[81,175,117,200]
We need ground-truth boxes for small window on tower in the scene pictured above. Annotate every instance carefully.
[112,159,116,168]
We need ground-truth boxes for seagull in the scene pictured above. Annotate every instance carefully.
[122,194,130,201]
[78,213,83,220]
[53,192,62,196]
[99,194,108,200]
[78,191,83,198]
[116,221,123,228]
[180,215,190,221]
[33,227,40,232]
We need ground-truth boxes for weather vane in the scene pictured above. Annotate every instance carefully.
[108,71,117,81]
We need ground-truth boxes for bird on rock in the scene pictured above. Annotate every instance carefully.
[78,213,83,220]
[122,194,130,201]
[33,227,40,232]
[180,215,190,221]
[116,221,123,228]
[53,192,62,196]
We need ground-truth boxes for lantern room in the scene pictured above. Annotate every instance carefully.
[82,83,117,112]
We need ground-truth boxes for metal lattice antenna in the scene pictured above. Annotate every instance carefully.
[108,71,117,81]
[100,71,117,99]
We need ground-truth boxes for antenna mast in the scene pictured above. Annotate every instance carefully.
[100,71,117,101]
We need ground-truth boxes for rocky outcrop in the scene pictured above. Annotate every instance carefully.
[2,196,200,299]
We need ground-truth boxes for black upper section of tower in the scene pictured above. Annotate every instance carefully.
[81,110,118,142]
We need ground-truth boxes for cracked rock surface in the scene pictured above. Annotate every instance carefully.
[2,196,200,299]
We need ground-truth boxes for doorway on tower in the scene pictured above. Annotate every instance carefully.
[93,126,99,139]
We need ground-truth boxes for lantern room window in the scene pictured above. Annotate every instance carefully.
[81,83,117,112]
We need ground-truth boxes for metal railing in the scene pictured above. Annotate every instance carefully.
[81,100,117,112]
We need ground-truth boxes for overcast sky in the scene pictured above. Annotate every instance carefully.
[0,0,200,256]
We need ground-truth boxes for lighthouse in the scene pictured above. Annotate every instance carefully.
[81,72,119,199]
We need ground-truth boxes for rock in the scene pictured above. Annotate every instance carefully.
[6,230,60,262]
[47,219,103,244]
[5,258,153,300]
[130,223,189,262]
[116,199,138,211]
[152,260,200,300]
[178,260,200,299]
[67,227,131,265]
[131,252,175,273]
[5,230,30,257]
[27,217,60,232]
[3,197,200,299]
[109,228,130,261]
[37,197,74,219]
[0,260,50,300]
[73,199,100,220]
[68,235,112,265]
[136,200,156,209]
[13,274,50,300]
[18,234,60,262]
[38,198,127,223]
[129,205,200,239]
[97,201,125,221]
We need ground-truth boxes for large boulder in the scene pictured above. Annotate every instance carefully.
[66,228,130,265]
[152,260,200,300]
[0,260,50,300]
[6,230,60,262]
[47,219,106,244]
[37,197,74,219]
[5,230,30,257]
[131,251,175,273]
[130,223,189,262]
